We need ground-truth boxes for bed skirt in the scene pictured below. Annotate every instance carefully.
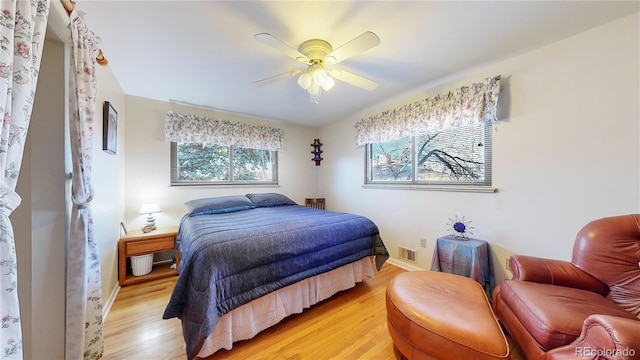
[195,256,375,358]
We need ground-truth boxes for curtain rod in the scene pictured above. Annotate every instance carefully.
[59,0,108,66]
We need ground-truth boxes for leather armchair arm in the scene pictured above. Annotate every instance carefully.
[509,255,609,295]
[547,314,640,360]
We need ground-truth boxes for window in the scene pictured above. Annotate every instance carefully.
[366,123,491,187]
[170,143,277,185]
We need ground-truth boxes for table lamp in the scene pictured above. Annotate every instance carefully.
[138,203,161,231]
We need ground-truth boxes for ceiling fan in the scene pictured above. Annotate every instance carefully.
[253,31,380,103]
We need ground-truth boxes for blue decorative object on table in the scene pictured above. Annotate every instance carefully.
[446,215,474,239]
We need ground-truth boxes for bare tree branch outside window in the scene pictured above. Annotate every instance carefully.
[367,123,490,185]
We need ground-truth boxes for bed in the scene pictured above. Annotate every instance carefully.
[162,193,389,359]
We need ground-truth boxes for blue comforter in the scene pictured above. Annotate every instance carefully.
[162,205,388,359]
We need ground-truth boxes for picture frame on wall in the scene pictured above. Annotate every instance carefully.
[103,101,117,155]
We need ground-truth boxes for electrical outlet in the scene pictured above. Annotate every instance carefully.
[420,238,427,248]
[505,257,510,270]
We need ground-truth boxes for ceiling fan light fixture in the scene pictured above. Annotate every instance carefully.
[297,66,335,103]
[298,72,313,90]
[321,76,335,91]
[308,81,321,95]
[253,31,381,101]
[313,68,329,85]
[297,72,312,89]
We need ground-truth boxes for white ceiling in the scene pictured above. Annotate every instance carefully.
[76,1,638,127]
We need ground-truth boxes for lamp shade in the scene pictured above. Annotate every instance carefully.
[308,81,320,95]
[297,72,312,89]
[321,76,335,91]
[138,203,161,215]
[313,68,329,84]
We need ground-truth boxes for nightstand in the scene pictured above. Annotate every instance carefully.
[118,226,180,286]
[429,235,494,296]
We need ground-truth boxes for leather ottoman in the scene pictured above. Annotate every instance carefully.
[386,271,510,360]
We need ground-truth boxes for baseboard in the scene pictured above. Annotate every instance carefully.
[102,283,120,322]
[386,258,426,272]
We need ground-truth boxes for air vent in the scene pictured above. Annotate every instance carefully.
[398,246,416,263]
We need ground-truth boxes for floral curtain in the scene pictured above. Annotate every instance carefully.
[354,75,501,146]
[65,9,104,360]
[0,1,49,359]
[165,111,284,151]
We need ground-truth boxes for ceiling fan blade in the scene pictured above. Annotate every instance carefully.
[254,33,309,63]
[252,69,303,87]
[330,69,378,91]
[328,31,380,64]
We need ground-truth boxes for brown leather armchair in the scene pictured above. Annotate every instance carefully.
[492,214,640,360]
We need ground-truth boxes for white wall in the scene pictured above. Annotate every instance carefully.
[319,14,640,283]
[93,63,127,308]
[14,36,68,360]
[123,96,320,229]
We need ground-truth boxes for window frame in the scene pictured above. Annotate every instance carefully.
[364,122,495,191]
[170,142,279,186]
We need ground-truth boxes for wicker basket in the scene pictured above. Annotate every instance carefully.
[131,254,153,276]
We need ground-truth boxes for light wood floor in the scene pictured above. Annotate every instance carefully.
[103,263,406,360]
[103,264,524,360]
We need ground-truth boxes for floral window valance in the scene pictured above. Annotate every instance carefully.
[165,111,284,151]
[354,75,501,146]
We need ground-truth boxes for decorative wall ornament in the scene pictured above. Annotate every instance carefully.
[446,215,474,239]
[311,139,323,166]
[165,111,284,151]
[354,75,501,146]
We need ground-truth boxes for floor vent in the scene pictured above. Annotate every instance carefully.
[398,246,417,263]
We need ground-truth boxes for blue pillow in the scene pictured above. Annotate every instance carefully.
[185,195,255,216]
[246,193,297,207]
